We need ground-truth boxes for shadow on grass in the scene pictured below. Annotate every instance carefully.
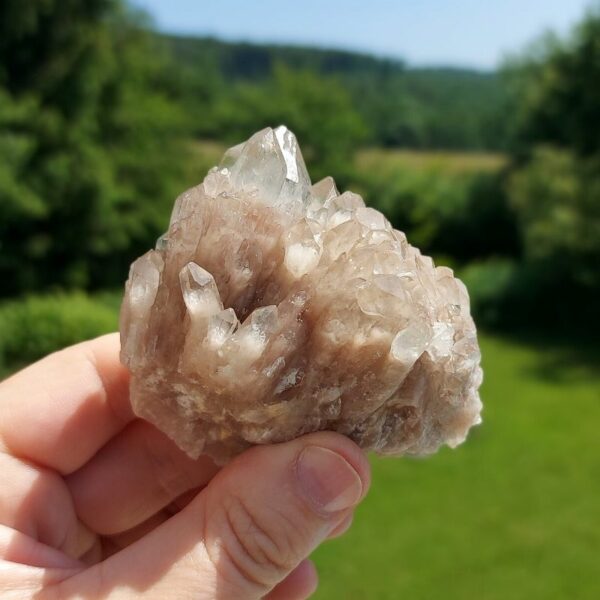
[490,327,600,384]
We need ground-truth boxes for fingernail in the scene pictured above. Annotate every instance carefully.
[296,446,364,513]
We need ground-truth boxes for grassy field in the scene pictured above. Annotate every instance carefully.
[356,148,507,176]
[189,140,507,179]
[313,333,600,600]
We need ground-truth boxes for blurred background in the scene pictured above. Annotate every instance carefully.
[0,0,598,598]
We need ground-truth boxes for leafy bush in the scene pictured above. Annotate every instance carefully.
[0,292,119,377]
[352,153,519,265]
[213,64,367,183]
[509,146,600,290]
[0,1,192,297]
[504,7,600,158]
[459,259,518,327]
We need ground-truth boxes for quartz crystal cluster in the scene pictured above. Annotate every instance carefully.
[120,126,482,463]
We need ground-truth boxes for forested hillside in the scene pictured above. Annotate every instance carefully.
[1,0,598,340]
[164,35,509,151]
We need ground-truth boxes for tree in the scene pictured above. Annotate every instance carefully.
[496,6,600,331]
[0,0,189,295]
[505,6,600,158]
[509,147,600,290]
[213,64,367,183]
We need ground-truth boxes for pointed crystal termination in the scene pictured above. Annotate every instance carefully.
[120,126,483,464]
[222,126,311,218]
[179,262,223,318]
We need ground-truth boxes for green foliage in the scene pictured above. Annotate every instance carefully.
[459,259,519,327]
[505,6,600,158]
[165,35,509,151]
[0,292,119,376]
[361,68,508,150]
[488,8,600,332]
[213,64,367,182]
[0,0,191,297]
[1,0,598,337]
[353,151,519,264]
[509,147,600,290]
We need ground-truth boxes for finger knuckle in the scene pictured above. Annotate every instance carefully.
[219,495,302,589]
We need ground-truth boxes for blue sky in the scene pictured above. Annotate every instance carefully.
[132,0,593,69]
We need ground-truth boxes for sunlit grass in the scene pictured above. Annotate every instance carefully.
[357,148,507,175]
[188,140,507,180]
[313,333,600,599]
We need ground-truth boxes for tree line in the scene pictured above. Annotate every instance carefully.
[0,0,598,336]
[165,34,508,151]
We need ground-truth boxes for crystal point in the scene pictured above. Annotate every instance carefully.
[120,127,483,463]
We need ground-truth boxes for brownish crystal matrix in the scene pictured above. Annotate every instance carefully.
[120,126,482,463]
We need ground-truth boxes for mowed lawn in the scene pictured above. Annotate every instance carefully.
[313,333,600,600]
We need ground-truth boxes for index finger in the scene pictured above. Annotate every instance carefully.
[0,333,134,474]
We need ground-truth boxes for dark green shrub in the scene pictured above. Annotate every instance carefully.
[353,157,518,265]
[459,259,518,327]
[0,292,119,377]
[509,147,600,291]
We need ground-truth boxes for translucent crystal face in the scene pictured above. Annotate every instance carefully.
[120,126,483,463]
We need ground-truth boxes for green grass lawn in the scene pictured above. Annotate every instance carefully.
[313,333,600,599]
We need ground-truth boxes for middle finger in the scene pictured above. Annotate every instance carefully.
[66,420,219,535]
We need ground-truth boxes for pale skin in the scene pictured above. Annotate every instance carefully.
[0,333,371,599]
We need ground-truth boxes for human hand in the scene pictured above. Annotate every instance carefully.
[0,334,370,599]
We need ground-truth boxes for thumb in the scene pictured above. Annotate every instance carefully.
[60,432,370,599]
